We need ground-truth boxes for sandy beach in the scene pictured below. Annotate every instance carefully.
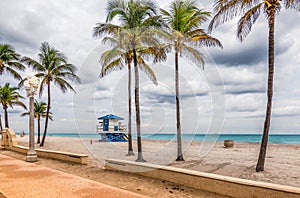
[2,135,300,196]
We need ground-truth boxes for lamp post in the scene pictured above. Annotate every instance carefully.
[24,75,39,162]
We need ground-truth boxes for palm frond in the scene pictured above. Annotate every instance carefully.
[208,0,260,32]
[4,66,23,80]
[100,58,124,78]
[191,34,223,48]
[100,48,125,66]
[285,0,300,10]
[182,45,205,69]
[21,56,44,71]
[53,77,76,93]
[38,78,47,98]
[237,3,263,41]
[137,58,158,85]
[93,23,121,38]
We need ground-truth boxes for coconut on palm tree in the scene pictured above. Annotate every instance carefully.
[100,0,167,162]
[21,100,53,143]
[161,0,223,161]
[21,42,80,147]
[209,0,300,172]
[0,44,25,80]
[0,83,26,128]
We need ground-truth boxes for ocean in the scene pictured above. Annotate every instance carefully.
[45,133,300,144]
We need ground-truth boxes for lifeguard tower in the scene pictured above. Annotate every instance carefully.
[96,114,128,142]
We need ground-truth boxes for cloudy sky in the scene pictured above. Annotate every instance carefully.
[1,0,300,135]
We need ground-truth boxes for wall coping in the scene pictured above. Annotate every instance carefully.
[105,158,300,197]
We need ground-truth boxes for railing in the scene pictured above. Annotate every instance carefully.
[96,125,127,132]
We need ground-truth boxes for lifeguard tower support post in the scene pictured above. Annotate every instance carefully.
[96,114,128,142]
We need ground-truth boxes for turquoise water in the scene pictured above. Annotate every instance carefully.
[46,133,300,144]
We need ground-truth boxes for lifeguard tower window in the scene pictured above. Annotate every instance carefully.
[103,119,109,131]
[114,126,119,131]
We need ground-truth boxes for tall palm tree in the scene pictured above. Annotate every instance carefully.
[93,26,162,156]
[0,114,2,131]
[21,100,53,143]
[209,0,300,172]
[161,0,223,161]
[101,0,166,162]
[21,42,80,147]
[0,83,26,128]
[0,44,25,80]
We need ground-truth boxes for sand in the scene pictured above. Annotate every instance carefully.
[2,135,300,196]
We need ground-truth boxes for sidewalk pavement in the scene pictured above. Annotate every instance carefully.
[0,154,146,198]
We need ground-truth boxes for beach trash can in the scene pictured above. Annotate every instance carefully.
[224,140,234,148]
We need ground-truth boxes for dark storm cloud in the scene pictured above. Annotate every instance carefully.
[143,90,208,105]
[226,88,265,95]
[8,109,24,114]
[230,106,257,113]
[146,94,175,104]
[0,26,35,47]
[211,44,267,67]
[272,113,300,118]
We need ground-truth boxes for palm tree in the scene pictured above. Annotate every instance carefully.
[93,26,162,156]
[161,0,223,161]
[0,44,25,80]
[209,0,300,172]
[21,100,53,143]
[21,42,80,147]
[0,83,26,128]
[100,0,166,162]
[0,114,2,131]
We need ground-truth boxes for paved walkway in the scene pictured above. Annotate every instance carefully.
[0,154,146,198]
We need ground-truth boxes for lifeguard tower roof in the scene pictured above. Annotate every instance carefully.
[97,114,124,120]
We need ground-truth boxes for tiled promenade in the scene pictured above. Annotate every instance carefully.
[0,154,146,198]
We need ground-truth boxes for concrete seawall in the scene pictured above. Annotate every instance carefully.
[105,158,300,198]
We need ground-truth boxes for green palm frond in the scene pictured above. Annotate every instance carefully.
[137,58,158,85]
[4,66,22,80]
[182,45,205,69]
[93,23,121,38]
[22,42,80,97]
[21,56,44,71]
[208,0,259,33]
[53,77,76,93]
[20,112,30,117]
[106,0,127,22]
[100,58,124,78]
[101,36,119,46]
[237,3,263,41]
[191,34,223,48]
[0,83,27,110]
[21,100,53,120]
[285,0,300,10]
[0,44,25,80]
[101,48,125,66]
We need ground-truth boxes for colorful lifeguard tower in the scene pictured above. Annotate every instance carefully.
[96,114,128,142]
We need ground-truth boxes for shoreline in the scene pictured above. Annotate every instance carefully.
[12,136,300,188]
[13,132,300,145]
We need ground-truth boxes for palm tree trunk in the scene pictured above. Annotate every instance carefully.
[256,10,275,172]
[175,51,184,161]
[127,62,134,156]
[37,117,41,144]
[0,114,3,130]
[133,49,145,162]
[3,105,9,128]
[40,82,51,147]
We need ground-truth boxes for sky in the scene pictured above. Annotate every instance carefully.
[0,0,300,135]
